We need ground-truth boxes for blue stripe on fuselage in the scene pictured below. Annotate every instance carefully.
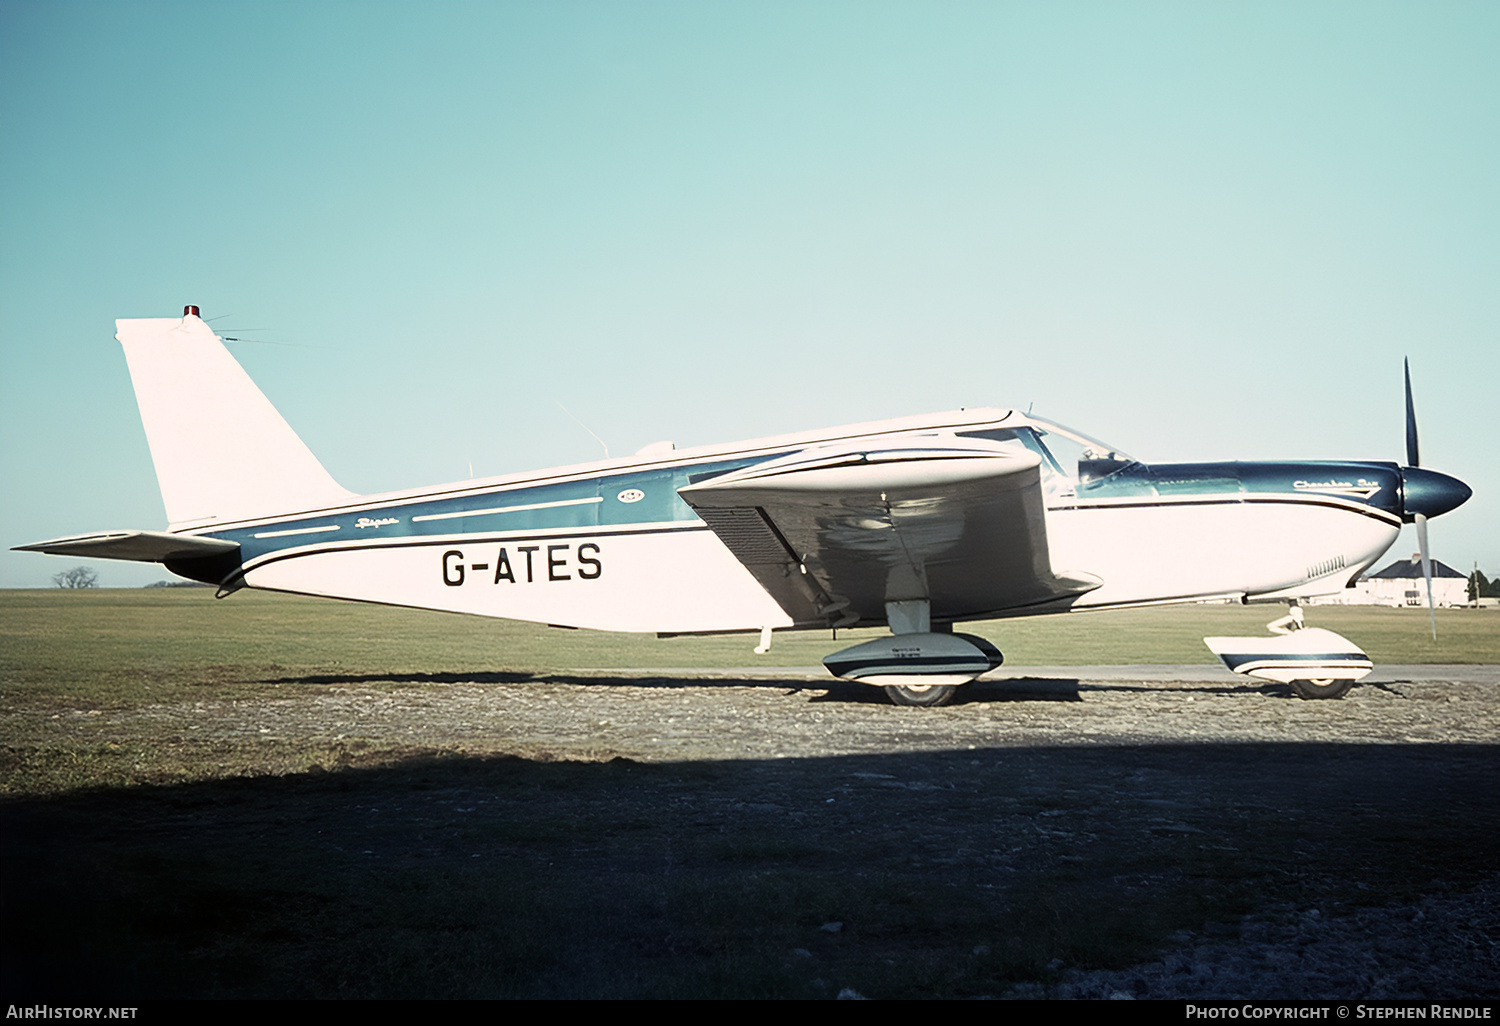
[203,454,783,562]
[1070,460,1404,516]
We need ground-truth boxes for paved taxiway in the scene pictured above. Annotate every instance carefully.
[606,663,1500,686]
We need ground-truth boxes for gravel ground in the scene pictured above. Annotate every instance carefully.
[8,666,1498,999]
[106,664,1500,758]
[1048,874,1500,1000]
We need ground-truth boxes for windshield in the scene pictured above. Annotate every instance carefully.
[1029,417,1134,471]
[1025,417,1139,495]
[955,418,1138,500]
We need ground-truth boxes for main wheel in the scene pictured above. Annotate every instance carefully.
[1290,678,1354,700]
[883,683,959,707]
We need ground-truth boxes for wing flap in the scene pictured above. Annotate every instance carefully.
[688,505,834,625]
[680,439,1100,627]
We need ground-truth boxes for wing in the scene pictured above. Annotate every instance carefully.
[678,436,1101,628]
[14,530,239,562]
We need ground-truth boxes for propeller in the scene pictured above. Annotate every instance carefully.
[1396,366,1472,640]
[1405,358,1436,640]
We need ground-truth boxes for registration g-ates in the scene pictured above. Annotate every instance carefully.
[22,308,1474,709]
[442,543,602,586]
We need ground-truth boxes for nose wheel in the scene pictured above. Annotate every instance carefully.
[1205,619,1372,700]
[1289,678,1354,700]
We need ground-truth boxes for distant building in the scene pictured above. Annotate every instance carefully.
[1321,553,1470,607]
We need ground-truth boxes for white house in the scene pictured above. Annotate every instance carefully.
[1330,553,1471,607]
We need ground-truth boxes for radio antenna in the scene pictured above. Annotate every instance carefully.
[555,400,609,458]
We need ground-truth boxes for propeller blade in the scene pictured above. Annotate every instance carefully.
[1404,357,1420,468]
[1416,513,1436,640]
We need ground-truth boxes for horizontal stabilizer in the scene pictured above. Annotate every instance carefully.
[14,530,239,564]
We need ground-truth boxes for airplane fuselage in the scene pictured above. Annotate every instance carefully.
[161,409,1409,634]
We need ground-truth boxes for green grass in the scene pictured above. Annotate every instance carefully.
[3,587,1496,710]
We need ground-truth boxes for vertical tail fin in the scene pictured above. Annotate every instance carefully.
[117,307,354,528]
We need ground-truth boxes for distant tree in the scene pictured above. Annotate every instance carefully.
[52,566,99,589]
[1470,571,1489,603]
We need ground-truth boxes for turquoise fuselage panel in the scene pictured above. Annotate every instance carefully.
[209,455,780,564]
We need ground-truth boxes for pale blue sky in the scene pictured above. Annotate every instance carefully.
[3,0,1496,587]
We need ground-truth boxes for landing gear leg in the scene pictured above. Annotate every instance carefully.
[1267,601,1305,635]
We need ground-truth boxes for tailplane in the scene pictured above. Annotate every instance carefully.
[116,306,354,527]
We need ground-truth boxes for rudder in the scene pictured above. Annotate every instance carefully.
[116,307,354,528]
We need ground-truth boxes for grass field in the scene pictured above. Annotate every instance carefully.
[3,587,1497,708]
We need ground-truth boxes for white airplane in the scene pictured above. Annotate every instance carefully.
[18,308,1472,706]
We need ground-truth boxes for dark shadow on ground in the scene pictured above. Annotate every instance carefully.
[254,670,1302,705]
[260,670,546,686]
[3,741,1497,999]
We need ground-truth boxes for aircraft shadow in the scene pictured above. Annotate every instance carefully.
[4,739,1497,1000]
[257,670,1289,705]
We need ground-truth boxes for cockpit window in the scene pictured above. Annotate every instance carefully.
[959,420,1138,500]
[1028,417,1137,488]
[955,427,1054,467]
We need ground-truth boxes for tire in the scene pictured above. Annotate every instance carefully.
[883,683,959,707]
[1290,678,1354,700]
